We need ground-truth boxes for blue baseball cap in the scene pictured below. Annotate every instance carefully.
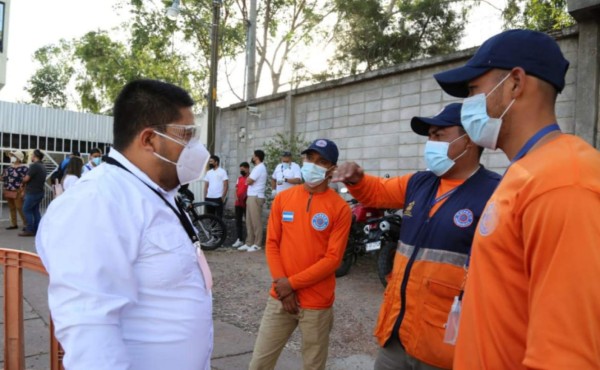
[411,103,463,136]
[434,29,570,98]
[301,139,339,165]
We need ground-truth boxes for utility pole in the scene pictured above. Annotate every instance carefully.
[207,0,222,155]
[246,0,257,102]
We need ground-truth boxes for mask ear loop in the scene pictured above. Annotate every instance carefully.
[485,73,512,98]
[449,134,469,162]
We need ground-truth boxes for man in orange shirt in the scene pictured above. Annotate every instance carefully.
[249,139,352,370]
[435,29,600,368]
[333,103,500,369]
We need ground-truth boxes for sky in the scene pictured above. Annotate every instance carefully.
[0,0,506,108]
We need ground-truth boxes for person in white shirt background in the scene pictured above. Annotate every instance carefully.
[270,151,302,196]
[82,147,103,174]
[36,79,213,370]
[203,155,229,219]
[238,149,267,252]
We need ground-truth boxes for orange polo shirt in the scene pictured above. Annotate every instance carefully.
[265,185,352,309]
[454,134,600,369]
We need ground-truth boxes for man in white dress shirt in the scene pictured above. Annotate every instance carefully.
[36,79,213,370]
[270,151,302,195]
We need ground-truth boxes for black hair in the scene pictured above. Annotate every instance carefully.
[33,149,44,160]
[210,155,220,165]
[90,148,103,156]
[112,79,195,151]
[254,150,265,162]
[240,161,250,168]
[72,151,81,157]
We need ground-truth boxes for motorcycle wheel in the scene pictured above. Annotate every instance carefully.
[377,241,397,287]
[192,214,227,250]
[335,242,356,278]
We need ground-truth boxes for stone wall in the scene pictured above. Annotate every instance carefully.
[216,28,583,207]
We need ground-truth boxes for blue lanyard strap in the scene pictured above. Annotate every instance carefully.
[431,187,458,207]
[512,123,561,163]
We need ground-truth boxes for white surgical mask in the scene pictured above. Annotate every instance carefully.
[424,134,467,176]
[153,131,210,185]
[10,157,17,164]
[301,162,328,187]
[461,74,515,149]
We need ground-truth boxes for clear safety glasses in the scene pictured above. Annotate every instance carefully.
[157,123,202,145]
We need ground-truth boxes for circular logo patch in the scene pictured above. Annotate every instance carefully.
[453,209,474,228]
[311,213,329,231]
[478,202,498,236]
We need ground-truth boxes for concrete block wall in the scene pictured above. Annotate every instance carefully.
[217,30,580,205]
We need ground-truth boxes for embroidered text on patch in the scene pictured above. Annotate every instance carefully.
[311,213,329,231]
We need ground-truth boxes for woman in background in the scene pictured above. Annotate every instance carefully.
[62,156,83,191]
[2,150,28,230]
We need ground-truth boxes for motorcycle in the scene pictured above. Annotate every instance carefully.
[177,188,228,250]
[335,187,402,282]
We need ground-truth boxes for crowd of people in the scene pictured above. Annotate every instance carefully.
[3,29,599,370]
[2,148,105,236]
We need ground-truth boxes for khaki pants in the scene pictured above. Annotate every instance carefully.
[249,297,333,370]
[7,193,26,228]
[374,339,447,370]
[245,196,265,246]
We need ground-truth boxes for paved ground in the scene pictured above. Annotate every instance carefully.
[0,209,376,370]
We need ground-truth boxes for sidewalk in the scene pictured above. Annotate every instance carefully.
[0,218,302,370]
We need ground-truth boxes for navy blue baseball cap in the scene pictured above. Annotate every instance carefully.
[301,139,339,165]
[411,103,463,136]
[434,29,570,98]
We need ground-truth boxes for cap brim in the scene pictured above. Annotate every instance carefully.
[410,117,434,136]
[434,65,492,98]
[301,148,336,164]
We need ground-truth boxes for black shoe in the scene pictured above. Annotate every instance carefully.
[6,226,18,230]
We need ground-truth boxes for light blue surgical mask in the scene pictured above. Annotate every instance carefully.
[461,74,515,149]
[301,162,328,187]
[92,157,102,166]
[424,134,467,176]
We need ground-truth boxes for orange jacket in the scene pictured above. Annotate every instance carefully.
[454,135,600,369]
[265,185,352,309]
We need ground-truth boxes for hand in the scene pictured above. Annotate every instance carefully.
[273,277,293,299]
[281,292,300,315]
[332,162,364,185]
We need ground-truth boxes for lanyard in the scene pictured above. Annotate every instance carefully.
[431,187,458,207]
[512,123,561,163]
[104,157,200,245]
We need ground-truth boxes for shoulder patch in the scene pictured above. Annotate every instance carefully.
[311,213,329,231]
[478,202,498,236]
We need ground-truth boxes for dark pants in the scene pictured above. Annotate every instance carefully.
[205,197,224,219]
[23,191,45,233]
[235,205,246,242]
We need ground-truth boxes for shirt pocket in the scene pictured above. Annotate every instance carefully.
[139,227,198,289]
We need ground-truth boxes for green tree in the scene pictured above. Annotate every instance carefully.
[25,41,75,109]
[329,0,470,75]
[502,0,575,31]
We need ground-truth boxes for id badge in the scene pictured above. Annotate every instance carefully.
[443,296,462,345]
